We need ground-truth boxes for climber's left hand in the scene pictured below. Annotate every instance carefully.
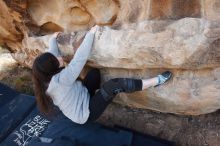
[90,25,100,34]
[52,32,62,39]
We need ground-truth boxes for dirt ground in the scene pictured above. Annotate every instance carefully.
[0,48,220,146]
[99,104,220,146]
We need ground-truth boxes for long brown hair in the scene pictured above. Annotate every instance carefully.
[32,52,62,115]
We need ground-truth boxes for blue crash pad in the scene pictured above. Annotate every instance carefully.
[0,82,175,146]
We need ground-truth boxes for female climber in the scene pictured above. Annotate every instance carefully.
[32,25,172,124]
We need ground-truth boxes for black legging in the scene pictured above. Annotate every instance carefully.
[82,68,142,121]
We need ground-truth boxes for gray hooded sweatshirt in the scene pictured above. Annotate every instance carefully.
[46,31,95,124]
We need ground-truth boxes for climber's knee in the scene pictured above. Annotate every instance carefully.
[100,79,124,101]
[102,79,120,93]
[100,78,142,102]
[112,78,139,93]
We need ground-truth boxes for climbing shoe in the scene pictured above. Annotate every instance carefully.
[155,71,172,87]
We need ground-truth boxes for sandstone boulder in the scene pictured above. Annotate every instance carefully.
[103,68,220,115]
[0,0,220,115]
[203,0,220,21]
[91,18,220,69]
[20,18,220,70]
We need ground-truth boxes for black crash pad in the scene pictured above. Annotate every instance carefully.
[0,82,175,146]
